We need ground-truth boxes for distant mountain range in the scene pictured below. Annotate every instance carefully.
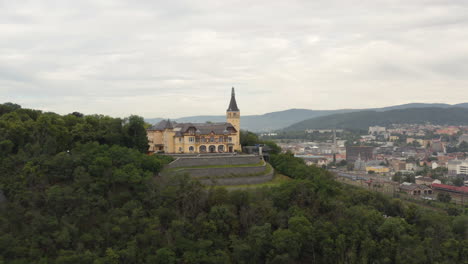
[145,103,468,132]
[284,107,468,131]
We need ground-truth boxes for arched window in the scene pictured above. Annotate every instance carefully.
[189,146,194,152]
[199,145,207,152]
[218,145,224,152]
[209,145,216,153]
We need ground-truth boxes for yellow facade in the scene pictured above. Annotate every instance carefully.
[365,166,390,173]
[147,88,241,153]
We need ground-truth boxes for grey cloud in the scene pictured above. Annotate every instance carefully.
[0,0,467,117]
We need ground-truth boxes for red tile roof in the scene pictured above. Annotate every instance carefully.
[432,183,468,193]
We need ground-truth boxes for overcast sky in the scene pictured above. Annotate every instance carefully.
[1,0,468,118]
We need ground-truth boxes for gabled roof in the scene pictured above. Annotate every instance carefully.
[148,119,175,130]
[399,183,431,191]
[432,183,468,193]
[175,122,236,134]
[227,87,239,112]
[148,120,237,135]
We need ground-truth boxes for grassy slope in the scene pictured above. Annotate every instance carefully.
[208,173,292,190]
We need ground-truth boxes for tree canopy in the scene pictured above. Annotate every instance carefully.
[0,103,467,263]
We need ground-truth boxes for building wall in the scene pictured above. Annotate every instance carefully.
[163,130,176,153]
[148,130,241,154]
[365,166,389,173]
[227,111,241,151]
[448,160,468,176]
[147,131,163,152]
[346,146,374,162]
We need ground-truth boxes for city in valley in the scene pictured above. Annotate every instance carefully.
[271,124,468,204]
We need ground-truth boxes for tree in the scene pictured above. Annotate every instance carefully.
[240,130,260,146]
[154,248,176,264]
[0,102,21,116]
[452,177,464,187]
[271,229,302,259]
[437,193,452,203]
[123,115,148,153]
[392,173,402,183]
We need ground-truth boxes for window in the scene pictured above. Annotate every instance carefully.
[228,137,232,142]
[219,137,223,142]
[179,137,182,142]
[210,136,214,142]
[178,147,183,152]
[189,137,195,142]
[189,146,194,152]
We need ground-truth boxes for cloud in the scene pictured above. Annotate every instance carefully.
[0,0,467,118]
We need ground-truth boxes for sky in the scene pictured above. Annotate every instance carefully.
[1,0,468,118]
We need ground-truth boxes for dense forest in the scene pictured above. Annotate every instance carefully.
[284,107,468,131]
[0,103,467,263]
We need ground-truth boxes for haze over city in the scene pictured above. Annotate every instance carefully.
[1,0,468,117]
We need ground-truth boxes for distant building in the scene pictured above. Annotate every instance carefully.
[399,183,433,195]
[458,134,468,145]
[431,141,446,153]
[435,127,460,136]
[305,129,344,133]
[346,146,375,163]
[447,159,468,176]
[432,183,468,195]
[261,132,278,136]
[360,135,376,142]
[369,126,386,135]
[354,154,367,171]
[366,166,389,173]
[415,176,441,186]
[389,159,406,171]
[405,163,416,171]
[294,154,329,167]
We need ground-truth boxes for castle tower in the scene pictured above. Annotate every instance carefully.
[226,87,241,150]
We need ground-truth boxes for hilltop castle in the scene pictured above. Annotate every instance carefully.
[147,88,241,153]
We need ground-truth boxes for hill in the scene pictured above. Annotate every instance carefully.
[1,103,466,263]
[145,103,468,132]
[284,107,468,131]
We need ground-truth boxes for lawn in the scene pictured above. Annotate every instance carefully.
[209,173,292,190]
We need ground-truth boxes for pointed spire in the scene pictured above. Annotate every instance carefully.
[227,87,239,112]
[165,119,173,129]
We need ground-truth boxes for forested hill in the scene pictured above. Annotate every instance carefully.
[0,103,467,263]
[284,107,468,131]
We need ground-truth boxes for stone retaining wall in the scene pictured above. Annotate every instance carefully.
[167,155,261,168]
[199,170,274,186]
